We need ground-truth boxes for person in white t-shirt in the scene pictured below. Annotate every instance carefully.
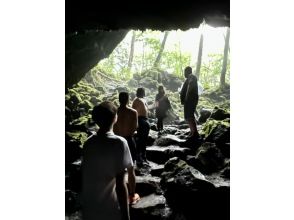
[82,101,133,220]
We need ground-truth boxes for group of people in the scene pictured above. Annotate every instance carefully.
[81,66,200,220]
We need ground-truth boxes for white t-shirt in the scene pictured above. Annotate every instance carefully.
[82,131,133,220]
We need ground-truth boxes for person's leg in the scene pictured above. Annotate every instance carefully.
[185,103,199,137]
[136,118,144,165]
[187,118,199,137]
[157,117,163,131]
[157,117,161,131]
[125,136,137,163]
[141,119,150,162]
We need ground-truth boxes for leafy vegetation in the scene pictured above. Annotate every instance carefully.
[65,27,230,147]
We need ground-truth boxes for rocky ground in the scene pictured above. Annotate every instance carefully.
[65,71,230,220]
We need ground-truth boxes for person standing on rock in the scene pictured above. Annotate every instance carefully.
[82,101,134,220]
[180,66,200,138]
[155,85,171,133]
[132,87,150,166]
[114,92,138,163]
[113,92,140,204]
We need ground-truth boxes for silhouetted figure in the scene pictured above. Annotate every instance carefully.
[114,92,138,163]
[180,66,200,138]
[113,92,140,204]
[155,85,171,132]
[132,88,150,166]
[82,101,133,220]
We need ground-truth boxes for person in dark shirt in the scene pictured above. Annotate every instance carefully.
[155,85,171,132]
[180,66,200,138]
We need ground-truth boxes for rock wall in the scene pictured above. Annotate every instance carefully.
[66,30,128,88]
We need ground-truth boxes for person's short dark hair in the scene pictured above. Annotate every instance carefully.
[92,101,117,129]
[136,88,145,98]
[184,66,192,75]
[119,92,129,106]
[158,85,165,95]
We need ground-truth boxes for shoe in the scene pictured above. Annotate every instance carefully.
[129,193,140,205]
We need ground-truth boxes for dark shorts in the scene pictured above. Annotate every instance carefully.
[184,100,197,120]
[123,136,136,162]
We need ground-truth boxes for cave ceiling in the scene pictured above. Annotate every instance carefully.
[65,0,230,88]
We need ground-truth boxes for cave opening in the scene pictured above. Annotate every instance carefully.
[66,2,230,220]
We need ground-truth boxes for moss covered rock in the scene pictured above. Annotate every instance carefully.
[210,107,230,121]
[201,119,230,144]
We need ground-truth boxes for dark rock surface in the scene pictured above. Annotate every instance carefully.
[202,119,230,144]
[198,108,212,124]
[146,145,192,164]
[153,134,186,146]
[132,176,162,196]
[161,157,229,220]
[130,194,172,220]
[210,107,230,121]
[65,104,230,220]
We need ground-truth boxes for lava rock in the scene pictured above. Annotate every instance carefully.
[154,134,185,146]
[146,146,192,164]
[198,109,212,124]
[160,157,229,220]
[130,194,172,220]
[210,107,230,121]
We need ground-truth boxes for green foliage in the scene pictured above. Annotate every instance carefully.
[66,131,88,147]
[200,53,230,89]
[69,29,230,123]
[201,119,230,138]
[160,50,191,78]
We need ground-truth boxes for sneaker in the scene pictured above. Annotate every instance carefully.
[129,193,140,205]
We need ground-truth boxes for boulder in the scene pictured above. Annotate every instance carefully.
[198,108,212,124]
[202,119,230,144]
[130,194,172,220]
[128,176,162,196]
[162,126,179,135]
[150,162,165,177]
[146,146,192,164]
[153,134,185,146]
[160,157,229,220]
[210,107,230,121]
[187,142,226,174]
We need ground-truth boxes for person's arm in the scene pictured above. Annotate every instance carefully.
[185,80,191,102]
[127,166,136,196]
[180,82,187,105]
[131,111,138,134]
[116,171,130,220]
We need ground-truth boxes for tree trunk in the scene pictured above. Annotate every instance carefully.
[178,41,183,77]
[195,34,203,79]
[220,27,230,88]
[153,31,169,68]
[127,31,136,70]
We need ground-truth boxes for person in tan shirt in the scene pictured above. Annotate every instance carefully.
[132,88,150,166]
